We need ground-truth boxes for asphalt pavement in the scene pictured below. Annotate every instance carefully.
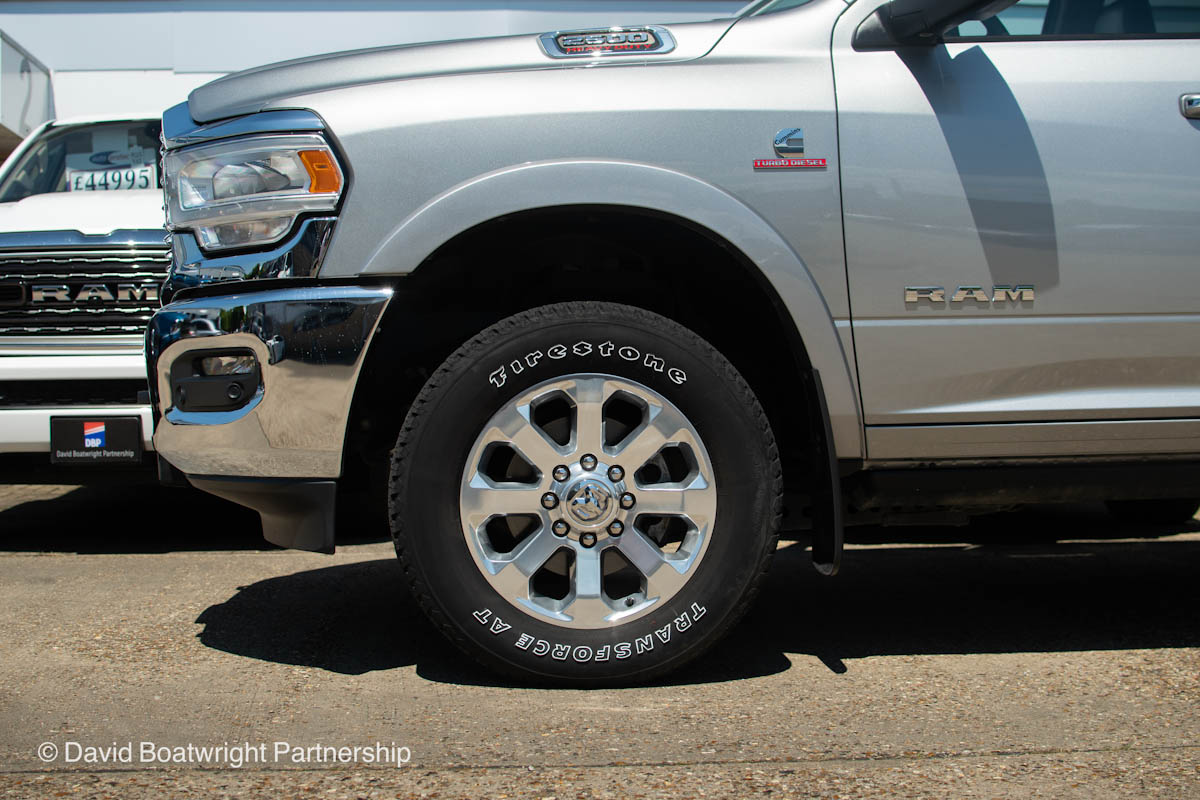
[0,478,1196,798]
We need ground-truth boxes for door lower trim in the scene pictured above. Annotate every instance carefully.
[867,418,1200,460]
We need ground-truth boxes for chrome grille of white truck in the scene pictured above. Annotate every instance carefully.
[0,247,170,336]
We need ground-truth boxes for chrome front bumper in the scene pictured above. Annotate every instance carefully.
[147,284,392,480]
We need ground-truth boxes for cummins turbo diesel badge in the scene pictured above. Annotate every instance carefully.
[538,26,677,59]
[754,158,827,170]
[755,127,827,169]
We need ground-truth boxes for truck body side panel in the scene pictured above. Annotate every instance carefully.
[833,3,1200,459]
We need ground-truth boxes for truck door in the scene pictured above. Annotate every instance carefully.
[832,0,1200,459]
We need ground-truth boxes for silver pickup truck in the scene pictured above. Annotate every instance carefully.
[147,0,1200,683]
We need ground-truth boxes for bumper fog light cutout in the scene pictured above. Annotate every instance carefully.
[171,349,261,413]
[201,354,257,376]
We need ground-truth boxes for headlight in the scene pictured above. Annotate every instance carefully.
[164,134,343,251]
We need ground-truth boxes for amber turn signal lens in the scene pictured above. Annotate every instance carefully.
[299,150,341,194]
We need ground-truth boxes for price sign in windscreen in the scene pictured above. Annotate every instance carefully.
[66,164,158,192]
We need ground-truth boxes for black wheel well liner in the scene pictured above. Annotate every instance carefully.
[342,204,841,565]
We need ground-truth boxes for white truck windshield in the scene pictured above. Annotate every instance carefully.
[0,120,162,203]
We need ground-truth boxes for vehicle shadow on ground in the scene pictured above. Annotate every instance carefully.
[0,481,273,553]
[0,479,389,553]
[193,503,1200,687]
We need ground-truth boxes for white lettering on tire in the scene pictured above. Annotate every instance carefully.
[489,340,687,388]
[470,603,708,662]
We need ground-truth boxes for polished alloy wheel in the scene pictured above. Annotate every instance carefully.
[459,374,716,628]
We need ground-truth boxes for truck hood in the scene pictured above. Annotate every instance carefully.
[187,18,739,123]
[0,190,165,235]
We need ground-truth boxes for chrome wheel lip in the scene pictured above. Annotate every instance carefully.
[458,373,717,630]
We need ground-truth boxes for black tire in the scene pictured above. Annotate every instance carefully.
[1104,498,1200,525]
[389,302,780,685]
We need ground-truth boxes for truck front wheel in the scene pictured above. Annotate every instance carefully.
[389,302,780,684]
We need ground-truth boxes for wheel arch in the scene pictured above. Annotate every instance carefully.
[343,163,857,567]
[356,159,860,453]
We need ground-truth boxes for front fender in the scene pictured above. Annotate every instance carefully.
[358,159,863,460]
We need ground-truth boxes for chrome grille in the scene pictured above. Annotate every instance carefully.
[0,247,170,336]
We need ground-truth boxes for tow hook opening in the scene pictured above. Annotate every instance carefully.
[170,348,261,413]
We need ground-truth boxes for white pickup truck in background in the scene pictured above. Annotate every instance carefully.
[0,115,168,468]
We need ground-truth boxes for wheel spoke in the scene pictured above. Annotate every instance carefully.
[478,403,566,469]
[566,377,609,457]
[486,527,561,598]
[460,475,547,530]
[566,545,612,626]
[613,405,689,472]
[633,474,715,528]
[616,529,689,599]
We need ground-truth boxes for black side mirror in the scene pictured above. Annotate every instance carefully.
[852,0,1018,49]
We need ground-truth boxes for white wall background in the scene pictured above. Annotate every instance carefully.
[0,1,747,118]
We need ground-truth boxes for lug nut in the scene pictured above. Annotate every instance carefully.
[579,532,597,548]
[580,454,598,471]
[541,492,558,510]
[552,465,570,482]
[552,520,569,537]
[607,520,624,536]
[625,596,637,607]
[620,492,636,509]
[608,465,624,482]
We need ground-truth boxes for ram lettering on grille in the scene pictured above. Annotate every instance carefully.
[29,283,159,303]
[0,247,170,336]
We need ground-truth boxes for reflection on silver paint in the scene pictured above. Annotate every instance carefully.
[163,218,336,303]
[147,285,392,478]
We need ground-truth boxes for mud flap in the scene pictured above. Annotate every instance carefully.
[188,476,337,554]
[804,370,843,575]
